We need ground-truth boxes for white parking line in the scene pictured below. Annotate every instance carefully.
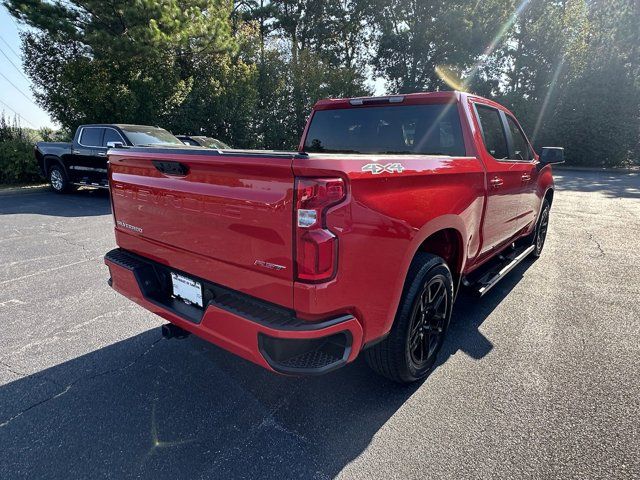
[0,299,26,307]
[0,256,102,287]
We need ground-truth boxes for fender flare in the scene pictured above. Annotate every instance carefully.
[405,214,469,274]
[535,186,555,226]
[43,155,66,177]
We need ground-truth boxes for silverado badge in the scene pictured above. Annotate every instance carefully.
[116,220,143,233]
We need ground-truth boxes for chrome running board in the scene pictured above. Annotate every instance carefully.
[476,244,535,297]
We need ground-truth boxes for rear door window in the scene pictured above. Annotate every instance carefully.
[475,105,508,159]
[304,104,466,156]
[505,115,533,161]
[79,127,104,147]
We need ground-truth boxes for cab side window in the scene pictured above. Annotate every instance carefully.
[476,105,508,160]
[505,115,533,161]
[79,127,104,147]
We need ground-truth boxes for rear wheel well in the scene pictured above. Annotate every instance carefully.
[417,228,463,291]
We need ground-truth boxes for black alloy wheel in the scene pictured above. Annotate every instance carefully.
[364,253,453,383]
[408,276,448,369]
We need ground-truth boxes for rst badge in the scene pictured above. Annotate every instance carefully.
[361,163,405,175]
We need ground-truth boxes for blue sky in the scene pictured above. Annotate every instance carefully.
[0,7,56,129]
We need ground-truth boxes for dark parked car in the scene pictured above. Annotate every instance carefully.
[35,124,185,192]
[176,135,230,149]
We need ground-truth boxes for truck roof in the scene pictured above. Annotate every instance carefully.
[78,123,165,129]
[313,91,462,109]
[312,90,512,117]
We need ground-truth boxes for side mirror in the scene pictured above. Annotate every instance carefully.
[106,141,124,148]
[539,147,564,165]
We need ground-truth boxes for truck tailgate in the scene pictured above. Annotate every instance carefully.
[108,148,296,307]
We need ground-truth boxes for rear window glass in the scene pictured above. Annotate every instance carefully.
[79,127,103,147]
[304,104,466,156]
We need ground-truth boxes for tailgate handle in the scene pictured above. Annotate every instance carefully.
[152,160,189,176]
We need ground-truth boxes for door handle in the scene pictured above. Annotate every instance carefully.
[152,160,189,176]
[96,152,107,157]
[489,176,504,188]
[521,173,531,182]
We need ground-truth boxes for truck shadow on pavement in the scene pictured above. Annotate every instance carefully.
[434,258,534,371]
[0,261,533,479]
[0,189,111,217]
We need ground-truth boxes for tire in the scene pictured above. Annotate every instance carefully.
[532,199,550,258]
[364,252,454,383]
[48,164,72,193]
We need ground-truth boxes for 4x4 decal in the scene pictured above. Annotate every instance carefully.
[361,163,405,175]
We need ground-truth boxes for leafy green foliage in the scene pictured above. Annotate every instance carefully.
[245,0,372,147]
[469,0,639,167]
[0,114,46,184]
[5,0,236,135]
[372,0,513,93]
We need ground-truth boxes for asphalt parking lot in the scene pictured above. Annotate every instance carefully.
[1,170,639,479]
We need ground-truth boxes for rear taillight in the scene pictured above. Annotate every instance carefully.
[295,177,346,282]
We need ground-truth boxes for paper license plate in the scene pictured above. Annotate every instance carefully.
[170,272,203,307]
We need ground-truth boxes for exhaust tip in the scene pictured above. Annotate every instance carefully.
[161,323,191,340]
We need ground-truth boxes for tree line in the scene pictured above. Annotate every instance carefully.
[4,0,639,167]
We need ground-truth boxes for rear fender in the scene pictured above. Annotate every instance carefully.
[382,215,468,333]
[406,214,468,274]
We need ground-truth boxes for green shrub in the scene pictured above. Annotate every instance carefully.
[0,113,46,185]
[0,138,41,184]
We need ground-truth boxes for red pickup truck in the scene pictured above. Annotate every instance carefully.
[104,91,563,383]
